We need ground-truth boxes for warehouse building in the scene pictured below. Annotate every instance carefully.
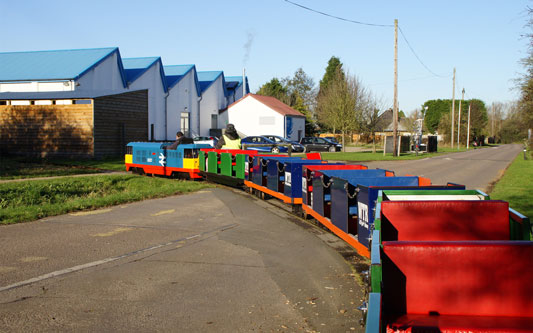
[197,71,228,137]
[225,75,249,105]
[0,48,148,157]
[122,57,168,140]
[0,47,252,156]
[164,65,201,138]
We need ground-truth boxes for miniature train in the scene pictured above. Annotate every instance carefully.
[125,143,533,332]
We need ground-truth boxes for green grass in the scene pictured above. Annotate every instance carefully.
[0,157,125,180]
[0,174,213,224]
[489,153,533,219]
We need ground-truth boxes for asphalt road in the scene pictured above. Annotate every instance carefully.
[0,188,365,332]
[363,144,523,191]
[0,144,521,332]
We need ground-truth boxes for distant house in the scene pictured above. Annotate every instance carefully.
[197,71,228,137]
[0,48,147,157]
[224,75,249,105]
[123,57,168,140]
[163,65,201,138]
[226,94,305,142]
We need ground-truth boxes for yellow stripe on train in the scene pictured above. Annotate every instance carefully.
[125,154,132,164]
[183,158,199,170]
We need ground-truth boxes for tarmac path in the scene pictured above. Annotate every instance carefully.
[0,144,521,332]
[0,188,364,332]
[361,144,523,191]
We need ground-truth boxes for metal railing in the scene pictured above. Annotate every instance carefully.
[241,143,293,156]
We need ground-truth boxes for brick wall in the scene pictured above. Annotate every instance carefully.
[93,90,148,157]
[0,104,94,157]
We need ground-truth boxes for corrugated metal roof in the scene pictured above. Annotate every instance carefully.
[123,57,167,93]
[224,76,244,84]
[0,89,147,100]
[197,71,224,94]
[122,57,159,83]
[163,64,201,97]
[229,94,305,117]
[0,47,122,83]
[225,75,250,95]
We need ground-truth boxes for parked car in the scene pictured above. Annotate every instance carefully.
[193,136,218,147]
[262,135,305,152]
[324,136,339,144]
[241,136,289,153]
[299,137,343,152]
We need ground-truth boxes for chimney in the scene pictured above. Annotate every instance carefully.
[242,68,246,98]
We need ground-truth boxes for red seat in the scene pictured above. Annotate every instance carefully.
[382,241,533,332]
[380,200,510,241]
[386,313,533,333]
[305,152,322,160]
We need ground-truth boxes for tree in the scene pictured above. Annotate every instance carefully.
[319,56,344,96]
[360,107,380,152]
[516,6,533,149]
[285,68,318,135]
[436,99,487,144]
[256,78,289,103]
[256,69,319,135]
[317,69,377,150]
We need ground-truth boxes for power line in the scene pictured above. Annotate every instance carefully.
[398,26,449,78]
[283,0,449,78]
[283,0,393,27]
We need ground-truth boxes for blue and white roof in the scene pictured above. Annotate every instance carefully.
[197,71,227,95]
[123,56,168,93]
[225,75,250,94]
[163,64,201,96]
[0,47,127,87]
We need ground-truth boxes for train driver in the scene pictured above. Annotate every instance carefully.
[215,124,241,149]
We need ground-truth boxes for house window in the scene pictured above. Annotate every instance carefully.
[211,114,218,129]
[180,112,190,137]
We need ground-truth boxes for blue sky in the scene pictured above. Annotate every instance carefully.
[1,0,529,113]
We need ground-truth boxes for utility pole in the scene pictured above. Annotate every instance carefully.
[393,19,399,157]
[491,102,495,137]
[457,88,464,149]
[467,101,472,149]
[451,68,456,148]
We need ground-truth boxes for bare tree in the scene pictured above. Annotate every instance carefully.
[316,69,377,151]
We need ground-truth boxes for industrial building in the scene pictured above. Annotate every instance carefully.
[0,47,250,157]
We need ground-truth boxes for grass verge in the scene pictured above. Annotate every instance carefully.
[489,153,533,219]
[0,157,125,180]
[0,174,213,225]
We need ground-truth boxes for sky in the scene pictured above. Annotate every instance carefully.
[1,0,530,113]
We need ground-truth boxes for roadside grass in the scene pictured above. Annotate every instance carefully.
[0,174,212,225]
[489,153,533,219]
[0,157,125,180]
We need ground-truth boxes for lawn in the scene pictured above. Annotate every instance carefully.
[489,153,533,219]
[0,156,125,180]
[0,174,212,224]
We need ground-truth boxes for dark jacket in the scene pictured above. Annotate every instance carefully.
[215,131,240,149]
[165,136,193,149]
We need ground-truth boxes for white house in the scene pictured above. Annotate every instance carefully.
[224,75,249,105]
[164,65,201,138]
[197,71,228,137]
[0,47,128,97]
[122,57,168,140]
[226,94,305,141]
